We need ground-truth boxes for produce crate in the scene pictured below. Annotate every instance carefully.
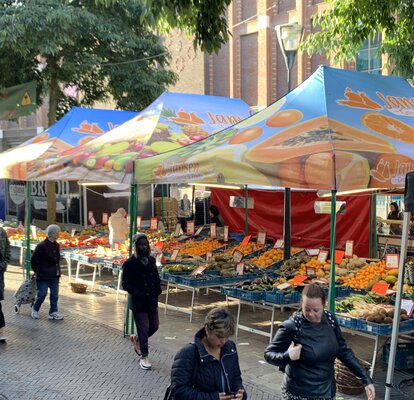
[177,275,221,287]
[220,286,238,297]
[264,289,301,305]
[383,340,414,369]
[78,254,104,263]
[335,314,359,330]
[234,288,264,301]
[365,321,393,335]
[229,233,244,243]
[323,286,351,298]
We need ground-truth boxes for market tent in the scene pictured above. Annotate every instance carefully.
[0,107,138,180]
[29,92,251,184]
[134,66,414,189]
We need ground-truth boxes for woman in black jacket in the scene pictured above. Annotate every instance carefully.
[122,233,161,370]
[171,308,247,400]
[264,284,375,400]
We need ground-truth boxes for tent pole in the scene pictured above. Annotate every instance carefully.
[373,193,378,258]
[369,193,373,258]
[384,211,410,399]
[283,188,291,261]
[244,185,249,235]
[25,181,31,279]
[161,184,165,225]
[328,190,337,312]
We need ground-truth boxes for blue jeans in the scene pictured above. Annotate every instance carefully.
[33,278,60,314]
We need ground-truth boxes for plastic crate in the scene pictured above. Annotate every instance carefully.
[235,288,264,301]
[335,314,359,330]
[220,287,238,297]
[323,286,351,298]
[178,275,221,287]
[365,321,393,335]
[229,233,244,243]
[264,289,301,305]
[383,340,414,369]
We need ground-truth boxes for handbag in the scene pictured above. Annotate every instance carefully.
[163,385,172,400]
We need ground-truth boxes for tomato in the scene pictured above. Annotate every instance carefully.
[265,109,303,127]
[228,127,262,144]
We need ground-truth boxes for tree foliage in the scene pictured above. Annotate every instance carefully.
[0,0,177,124]
[302,0,414,79]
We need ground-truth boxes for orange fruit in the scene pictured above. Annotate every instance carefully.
[229,127,263,144]
[304,151,370,190]
[265,109,303,127]
[361,112,414,143]
[370,153,414,188]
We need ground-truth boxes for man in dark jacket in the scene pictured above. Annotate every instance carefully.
[31,224,63,320]
[0,226,11,342]
[122,233,161,370]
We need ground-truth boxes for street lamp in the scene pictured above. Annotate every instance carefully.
[275,22,303,260]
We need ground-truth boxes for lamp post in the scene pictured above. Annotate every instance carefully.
[275,22,304,260]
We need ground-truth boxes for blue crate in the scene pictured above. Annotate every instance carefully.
[220,287,238,297]
[323,286,351,298]
[220,274,254,285]
[235,288,264,301]
[178,275,221,287]
[356,319,368,332]
[383,340,414,369]
[365,322,392,335]
[264,289,301,305]
[229,233,244,243]
[335,314,359,329]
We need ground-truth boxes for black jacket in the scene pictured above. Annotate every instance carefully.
[264,311,372,398]
[31,239,61,280]
[121,255,161,312]
[171,328,247,400]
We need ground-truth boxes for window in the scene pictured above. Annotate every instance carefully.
[356,33,382,74]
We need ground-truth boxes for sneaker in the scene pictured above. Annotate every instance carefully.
[139,357,152,370]
[48,312,64,320]
[130,335,141,356]
[31,308,39,319]
[0,329,6,342]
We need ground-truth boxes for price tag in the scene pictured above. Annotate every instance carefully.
[306,249,320,256]
[187,220,195,235]
[30,225,37,240]
[71,228,76,237]
[371,282,390,296]
[334,250,345,264]
[88,211,93,221]
[277,282,292,290]
[114,242,119,251]
[102,212,108,225]
[345,240,354,257]
[190,263,208,276]
[150,217,158,231]
[210,223,217,239]
[318,250,328,263]
[273,239,284,249]
[232,249,244,263]
[154,241,165,250]
[401,299,414,317]
[170,249,180,261]
[174,223,182,237]
[385,254,399,269]
[90,216,96,226]
[257,232,266,246]
[223,226,229,242]
[136,216,142,230]
[236,262,245,275]
[240,235,252,246]
[194,226,204,236]
[206,251,213,261]
[306,267,316,277]
[292,275,307,285]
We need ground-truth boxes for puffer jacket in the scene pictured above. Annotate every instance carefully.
[171,328,247,400]
[0,227,11,301]
[264,311,372,398]
[31,238,61,280]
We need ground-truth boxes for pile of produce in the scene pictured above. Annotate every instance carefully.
[219,242,265,257]
[179,239,225,257]
[162,263,197,273]
[206,255,257,276]
[342,261,387,290]
[235,275,277,291]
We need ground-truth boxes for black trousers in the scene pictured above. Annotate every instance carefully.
[132,308,159,358]
[0,302,5,329]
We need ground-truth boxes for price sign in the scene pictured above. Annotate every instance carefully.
[136,216,142,230]
[170,249,180,261]
[194,226,204,236]
[232,249,244,263]
[306,249,320,256]
[88,211,93,220]
[114,242,119,251]
[277,282,292,290]
[257,232,266,246]
[345,240,354,257]
[306,267,316,277]
[71,228,76,237]
[318,250,328,263]
[240,235,252,246]
[371,282,390,296]
[386,254,399,269]
[223,226,229,242]
[273,239,284,249]
[236,262,245,275]
[292,275,307,285]
[154,241,165,250]
[206,251,213,261]
[190,264,208,276]
[187,220,195,235]
[150,217,158,231]
[174,223,182,237]
[30,225,37,240]
[334,250,345,264]
[102,212,108,225]
[401,299,414,317]
[210,223,217,239]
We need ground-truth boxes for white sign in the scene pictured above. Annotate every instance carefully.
[236,262,245,275]
[30,225,37,240]
[210,223,217,239]
[206,251,213,261]
[194,226,204,236]
[174,223,182,237]
[9,183,26,205]
[345,240,354,257]
[223,226,229,242]
[170,249,180,261]
[102,212,108,225]
[150,217,158,231]
[318,250,328,263]
[187,220,195,235]
[273,239,284,249]
[306,249,320,256]
[136,216,142,230]
[257,232,266,246]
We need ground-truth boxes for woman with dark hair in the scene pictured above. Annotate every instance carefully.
[387,202,402,235]
[121,233,162,370]
[209,205,225,227]
[264,284,375,400]
[171,307,247,399]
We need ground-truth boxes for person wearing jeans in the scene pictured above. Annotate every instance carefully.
[31,224,63,320]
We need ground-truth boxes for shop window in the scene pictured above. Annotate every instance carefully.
[356,33,382,74]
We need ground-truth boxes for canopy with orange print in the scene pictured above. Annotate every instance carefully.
[28,92,251,183]
[0,107,138,180]
[134,66,414,191]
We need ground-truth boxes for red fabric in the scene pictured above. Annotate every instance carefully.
[211,189,370,257]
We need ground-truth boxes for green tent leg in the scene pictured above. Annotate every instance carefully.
[244,185,249,235]
[161,184,165,226]
[328,190,337,313]
[25,181,31,279]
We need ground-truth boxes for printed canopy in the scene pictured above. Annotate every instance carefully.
[29,92,251,183]
[134,66,414,191]
[0,107,138,180]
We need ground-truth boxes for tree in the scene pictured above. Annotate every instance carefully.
[0,0,177,125]
[302,0,414,79]
[100,0,232,54]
